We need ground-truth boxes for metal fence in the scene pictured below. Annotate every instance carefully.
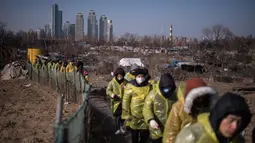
[26,63,91,143]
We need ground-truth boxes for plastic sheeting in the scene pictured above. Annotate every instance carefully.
[143,85,177,139]
[122,83,151,130]
[119,58,145,67]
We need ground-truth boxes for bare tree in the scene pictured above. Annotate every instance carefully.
[0,22,20,66]
[202,24,233,43]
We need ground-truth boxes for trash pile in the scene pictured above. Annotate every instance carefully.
[96,61,114,75]
[1,61,28,80]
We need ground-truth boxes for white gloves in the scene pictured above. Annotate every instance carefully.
[149,120,159,129]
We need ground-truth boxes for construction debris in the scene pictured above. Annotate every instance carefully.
[232,86,255,94]
[1,61,28,80]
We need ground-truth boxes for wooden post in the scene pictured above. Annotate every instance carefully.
[56,94,64,124]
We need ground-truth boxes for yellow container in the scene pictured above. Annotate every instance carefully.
[27,48,42,64]
[27,48,30,61]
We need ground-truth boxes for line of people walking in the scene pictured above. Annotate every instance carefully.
[32,57,89,82]
[107,66,252,143]
[33,58,75,73]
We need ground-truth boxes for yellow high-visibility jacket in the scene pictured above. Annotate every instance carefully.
[122,82,152,130]
[143,81,177,139]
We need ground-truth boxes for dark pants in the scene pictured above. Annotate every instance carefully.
[113,105,124,130]
[151,137,162,143]
[131,129,149,143]
[115,116,124,130]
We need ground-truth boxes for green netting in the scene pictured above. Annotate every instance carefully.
[40,69,48,78]
[26,63,91,143]
[75,73,85,92]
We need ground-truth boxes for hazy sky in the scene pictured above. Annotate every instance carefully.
[0,0,254,38]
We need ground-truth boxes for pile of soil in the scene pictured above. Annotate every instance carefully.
[0,79,78,143]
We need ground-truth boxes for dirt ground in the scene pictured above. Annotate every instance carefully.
[0,79,79,143]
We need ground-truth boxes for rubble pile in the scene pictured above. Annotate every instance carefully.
[82,55,99,66]
[1,61,28,80]
[96,61,114,75]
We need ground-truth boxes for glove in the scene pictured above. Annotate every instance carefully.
[113,95,121,101]
[149,120,159,129]
[125,125,132,131]
[111,94,117,98]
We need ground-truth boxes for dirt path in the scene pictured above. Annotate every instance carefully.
[0,79,78,143]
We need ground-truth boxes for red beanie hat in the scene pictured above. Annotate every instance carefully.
[184,78,207,98]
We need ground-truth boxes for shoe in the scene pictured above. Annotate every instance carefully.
[120,127,126,134]
[115,129,121,135]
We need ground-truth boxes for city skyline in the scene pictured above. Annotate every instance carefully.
[36,3,114,41]
[1,0,254,38]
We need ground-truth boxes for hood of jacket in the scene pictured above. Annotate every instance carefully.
[183,78,218,115]
[159,73,176,98]
[209,92,251,142]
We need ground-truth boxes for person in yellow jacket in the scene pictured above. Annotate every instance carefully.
[106,68,127,135]
[51,61,56,70]
[60,61,67,72]
[47,60,52,70]
[163,78,218,143]
[122,68,152,143]
[54,60,61,71]
[33,58,41,69]
[83,70,89,83]
[41,61,47,71]
[175,92,251,143]
[143,73,177,143]
[66,61,74,72]
[124,64,138,82]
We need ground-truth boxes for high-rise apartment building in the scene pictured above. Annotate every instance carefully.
[51,3,63,38]
[106,20,113,42]
[95,20,98,40]
[75,13,84,41]
[44,23,51,38]
[63,21,75,40]
[99,15,107,41]
[70,24,75,40]
[58,10,63,37]
[36,28,46,40]
[87,10,98,40]
[63,21,70,37]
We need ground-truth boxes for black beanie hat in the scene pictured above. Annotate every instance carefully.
[114,68,125,76]
[209,92,251,136]
[133,68,147,76]
[159,73,176,90]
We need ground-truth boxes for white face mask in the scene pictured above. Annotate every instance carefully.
[136,77,145,84]
[117,77,123,80]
